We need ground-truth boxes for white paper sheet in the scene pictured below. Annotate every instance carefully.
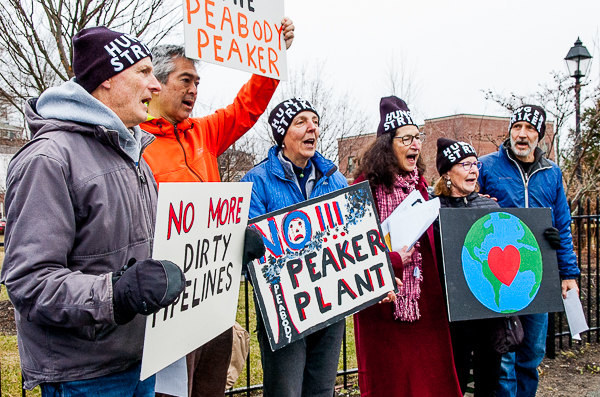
[562,288,589,339]
[154,357,188,397]
[385,190,427,219]
[381,192,440,251]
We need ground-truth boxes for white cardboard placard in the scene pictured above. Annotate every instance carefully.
[141,182,252,380]
[183,0,287,80]
[248,182,396,351]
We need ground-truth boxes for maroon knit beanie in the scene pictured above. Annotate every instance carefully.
[436,137,478,175]
[377,96,417,136]
[72,26,152,93]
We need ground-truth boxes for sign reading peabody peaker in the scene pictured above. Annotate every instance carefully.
[183,0,288,80]
[140,182,251,380]
[248,182,397,351]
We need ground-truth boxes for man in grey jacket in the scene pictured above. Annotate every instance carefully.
[0,27,185,397]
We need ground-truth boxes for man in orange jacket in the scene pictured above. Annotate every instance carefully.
[141,17,295,397]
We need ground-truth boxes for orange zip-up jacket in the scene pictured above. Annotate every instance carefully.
[141,74,279,183]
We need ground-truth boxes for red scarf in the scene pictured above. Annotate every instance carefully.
[373,169,423,322]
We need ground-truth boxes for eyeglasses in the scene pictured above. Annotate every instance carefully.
[394,133,426,146]
[458,161,482,171]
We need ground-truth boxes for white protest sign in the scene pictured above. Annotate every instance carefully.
[141,182,252,380]
[248,182,396,351]
[183,0,287,80]
[563,288,589,339]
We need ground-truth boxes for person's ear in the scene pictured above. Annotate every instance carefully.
[99,78,112,90]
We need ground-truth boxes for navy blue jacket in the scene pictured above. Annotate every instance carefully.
[241,146,348,219]
[478,141,579,279]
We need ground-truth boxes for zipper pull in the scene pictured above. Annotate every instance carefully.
[137,167,147,184]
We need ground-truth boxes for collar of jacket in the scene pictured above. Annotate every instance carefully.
[266,146,338,182]
[437,191,480,207]
[142,116,194,137]
[24,98,155,162]
[500,138,551,173]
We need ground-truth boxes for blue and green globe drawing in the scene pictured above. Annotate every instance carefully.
[461,212,543,313]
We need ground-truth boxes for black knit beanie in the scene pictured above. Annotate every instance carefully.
[508,105,546,139]
[377,96,417,137]
[73,26,152,93]
[269,98,319,146]
[436,137,478,175]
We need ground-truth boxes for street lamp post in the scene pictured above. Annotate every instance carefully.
[564,38,592,181]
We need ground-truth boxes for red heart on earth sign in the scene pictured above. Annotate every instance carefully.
[488,245,520,286]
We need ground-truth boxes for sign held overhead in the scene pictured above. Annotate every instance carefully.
[183,0,288,80]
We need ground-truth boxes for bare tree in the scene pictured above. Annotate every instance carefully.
[0,0,181,118]
[383,51,422,108]
[484,72,600,200]
[218,135,261,182]
[251,63,374,168]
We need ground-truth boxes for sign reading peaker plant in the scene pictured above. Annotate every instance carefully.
[247,182,397,351]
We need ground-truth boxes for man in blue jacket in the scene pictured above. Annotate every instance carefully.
[478,105,580,397]
[241,98,348,397]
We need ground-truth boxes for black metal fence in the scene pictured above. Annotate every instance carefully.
[4,199,600,397]
[547,198,600,359]
[227,198,600,395]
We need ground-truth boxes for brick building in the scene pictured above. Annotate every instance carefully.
[337,114,554,184]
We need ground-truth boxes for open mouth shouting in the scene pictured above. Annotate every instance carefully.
[182,98,195,111]
[405,151,419,166]
[514,139,531,150]
[465,175,477,185]
[303,137,316,149]
[142,96,152,111]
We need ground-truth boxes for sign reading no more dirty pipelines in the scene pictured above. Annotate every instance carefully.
[141,182,251,380]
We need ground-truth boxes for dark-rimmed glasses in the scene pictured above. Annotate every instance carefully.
[394,133,425,146]
[458,161,482,171]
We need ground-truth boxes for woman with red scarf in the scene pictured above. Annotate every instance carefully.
[353,96,462,397]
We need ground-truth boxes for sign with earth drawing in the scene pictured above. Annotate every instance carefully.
[247,182,397,351]
[439,208,563,322]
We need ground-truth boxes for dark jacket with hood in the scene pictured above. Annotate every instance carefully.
[0,80,158,389]
[478,140,579,280]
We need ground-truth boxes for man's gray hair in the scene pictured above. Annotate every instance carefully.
[151,45,199,85]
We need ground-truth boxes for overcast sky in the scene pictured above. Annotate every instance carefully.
[186,0,600,130]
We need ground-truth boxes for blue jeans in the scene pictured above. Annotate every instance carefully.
[40,361,155,397]
[497,313,548,397]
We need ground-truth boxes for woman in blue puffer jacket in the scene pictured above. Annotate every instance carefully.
[240,98,347,397]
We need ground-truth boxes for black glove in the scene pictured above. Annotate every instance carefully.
[243,227,266,266]
[544,227,561,250]
[112,258,186,325]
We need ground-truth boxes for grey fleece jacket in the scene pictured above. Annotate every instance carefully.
[0,81,158,389]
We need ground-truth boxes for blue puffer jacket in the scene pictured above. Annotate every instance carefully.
[241,146,348,219]
[478,141,579,279]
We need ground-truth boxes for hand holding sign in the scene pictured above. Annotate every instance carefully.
[281,17,295,50]
[141,182,252,380]
[112,258,186,325]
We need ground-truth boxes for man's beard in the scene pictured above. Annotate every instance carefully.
[510,135,538,158]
